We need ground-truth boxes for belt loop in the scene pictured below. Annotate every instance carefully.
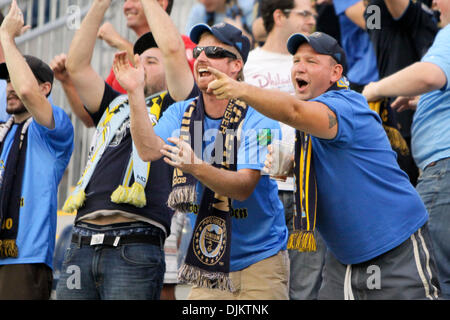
[77,234,82,249]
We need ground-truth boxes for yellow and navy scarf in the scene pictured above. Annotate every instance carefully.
[0,117,32,258]
[174,95,248,292]
[289,77,349,252]
[368,98,409,157]
[62,92,166,213]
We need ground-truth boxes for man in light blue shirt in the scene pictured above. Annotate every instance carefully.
[0,1,73,299]
[363,0,450,298]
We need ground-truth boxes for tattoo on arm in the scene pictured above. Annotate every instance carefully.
[328,112,337,129]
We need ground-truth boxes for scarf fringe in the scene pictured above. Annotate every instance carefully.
[0,239,18,258]
[111,182,146,208]
[287,230,317,252]
[167,185,197,213]
[62,189,86,213]
[178,263,235,292]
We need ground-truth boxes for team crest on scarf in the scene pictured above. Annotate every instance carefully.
[194,216,228,266]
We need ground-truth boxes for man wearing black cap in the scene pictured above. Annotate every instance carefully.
[118,22,289,300]
[0,0,74,299]
[205,31,441,299]
[55,0,197,300]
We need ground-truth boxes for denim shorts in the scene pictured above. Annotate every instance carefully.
[55,222,166,300]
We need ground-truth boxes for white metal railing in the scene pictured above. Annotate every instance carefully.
[0,0,196,208]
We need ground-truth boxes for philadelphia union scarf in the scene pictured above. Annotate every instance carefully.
[289,77,349,252]
[174,95,248,292]
[0,117,32,258]
[62,92,166,213]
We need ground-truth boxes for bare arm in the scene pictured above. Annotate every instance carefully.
[345,0,366,30]
[384,0,410,19]
[50,54,94,127]
[362,61,447,101]
[161,137,261,201]
[97,22,135,63]
[66,0,110,114]
[206,67,338,139]
[140,0,194,101]
[0,0,54,128]
[113,51,165,161]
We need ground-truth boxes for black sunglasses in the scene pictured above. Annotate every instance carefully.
[193,46,238,60]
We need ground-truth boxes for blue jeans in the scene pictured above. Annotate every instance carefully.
[55,224,166,300]
[416,157,450,299]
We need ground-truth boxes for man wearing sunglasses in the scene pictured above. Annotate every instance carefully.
[118,22,289,300]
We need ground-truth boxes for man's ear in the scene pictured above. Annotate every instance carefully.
[40,82,52,97]
[231,58,244,79]
[273,8,286,27]
[331,63,344,83]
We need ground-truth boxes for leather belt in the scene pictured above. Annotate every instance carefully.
[71,233,162,247]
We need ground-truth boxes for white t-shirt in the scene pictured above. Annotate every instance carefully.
[244,47,295,191]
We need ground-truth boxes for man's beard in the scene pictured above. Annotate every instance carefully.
[6,94,28,115]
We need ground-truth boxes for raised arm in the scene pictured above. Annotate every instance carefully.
[65,0,111,113]
[50,54,94,127]
[140,0,194,101]
[206,67,338,139]
[0,0,54,128]
[344,0,366,30]
[113,51,165,161]
[97,22,135,63]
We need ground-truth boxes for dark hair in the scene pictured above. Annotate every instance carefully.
[260,0,295,33]
[0,11,4,25]
[166,0,174,15]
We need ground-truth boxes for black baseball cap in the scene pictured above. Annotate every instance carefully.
[287,32,347,74]
[133,32,158,55]
[0,55,54,85]
[189,22,251,63]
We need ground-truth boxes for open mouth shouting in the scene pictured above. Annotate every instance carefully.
[198,67,212,78]
[295,77,310,93]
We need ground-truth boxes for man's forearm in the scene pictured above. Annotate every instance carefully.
[140,0,194,101]
[372,62,447,98]
[191,163,259,202]
[66,1,109,73]
[128,88,165,161]
[0,33,54,127]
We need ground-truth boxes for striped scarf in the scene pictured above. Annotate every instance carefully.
[0,117,32,258]
[288,77,349,252]
[62,92,166,213]
[172,95,248,292]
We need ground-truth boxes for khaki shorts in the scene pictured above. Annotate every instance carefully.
[188,250,290,300]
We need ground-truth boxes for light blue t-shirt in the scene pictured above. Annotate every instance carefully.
[154,98,287,271]
[185,1,254,35]
[0,105,74,269]
[412,24,450,170]
[334,0,379,85]
[311,89,428,264]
